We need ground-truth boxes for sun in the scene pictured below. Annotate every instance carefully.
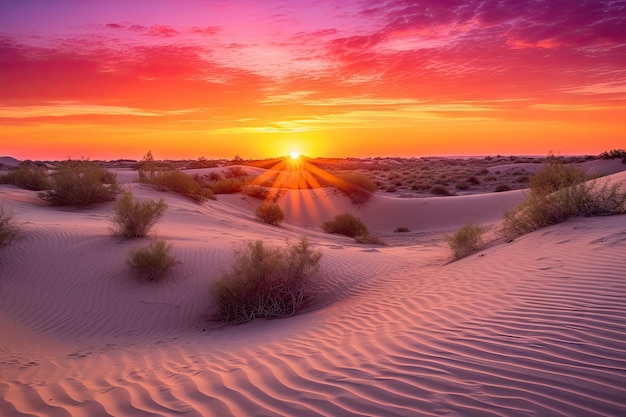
[290,151,300,160]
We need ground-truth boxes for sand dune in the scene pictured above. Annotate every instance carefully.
[1,168,625,416]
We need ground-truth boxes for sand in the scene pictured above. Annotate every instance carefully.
[1,161,625,416]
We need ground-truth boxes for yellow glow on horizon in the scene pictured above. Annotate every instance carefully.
[290,151,300,159]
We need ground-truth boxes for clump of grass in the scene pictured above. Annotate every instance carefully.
[210,237,322,324]
[208,178,246,194]
[0,205,20,247]
[502,157,626,238]
[0,162,50,191]
[445,221,484,259]
[110,192,167,238]
[147,170,214,203]
[322,212,369,237]
[39,161,119,206]
[127,240,176,281]
[255,202,285,225]
[394,226,410,233]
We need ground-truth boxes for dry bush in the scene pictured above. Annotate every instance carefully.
[322,212,369,237]
[529,161,587,196]
[148,170,214,203]
[210,237,322,324]
[127,240,176,281]
[0,205,19,247]
[208,178,246,194]
[255,202,284,225]
[111,192,167,238]
[224,166,248,178]
[241,185,269,200]
[430,184,453,196]
[446,221,484,259]
[502,179,626,238]
[394,227,410,233]
[39,161,119,206]
[495,184,511,192]
[0,162,50,191]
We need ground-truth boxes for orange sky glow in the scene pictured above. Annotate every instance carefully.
[1,0,625,161]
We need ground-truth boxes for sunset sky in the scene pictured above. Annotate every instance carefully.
[1,0,625,160]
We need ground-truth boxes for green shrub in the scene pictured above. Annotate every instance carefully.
[445,221,484,259]
[0,205,19,247]
[210,237,322,324]
[148,170,214,203]
[394,227,410,233]
[255,202,284,225]
[111,192,167,238]
[0,162,50,191]
[502,179,626,238]
[127,240,176,281]
[39,161,119,206]
[322,212,369,237]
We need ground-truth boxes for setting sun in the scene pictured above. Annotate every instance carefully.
[290,151,300,160]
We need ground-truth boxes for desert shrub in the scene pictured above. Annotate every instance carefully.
[255,202,284,225]
[224,166,248,178]
[0,205,19,247]
[386,185,397,192]
[127,240,176,281]
[111,192,167,238]
[430,185,452,196]
[515,175,530,183]
[529,160,586,196]
[241,185,269,200]
[338,172,378,192]
[466,176,480,185]
[495,184,511,192]
[502,179,626,238]
[209,178,245,194]
[394,226,410,233]
[187,157,218,169]
[322,212,368,237]
[209,237,322,324]
[456,182,470,190]
[39,161,119,206]
[149,170,214,203]
[599,149,626,159]
[445,221,484,259]
[0,162,50,191]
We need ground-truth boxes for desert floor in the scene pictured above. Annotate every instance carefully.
[1,157,625,416]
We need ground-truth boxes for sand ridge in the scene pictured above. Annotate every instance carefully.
[1,164,626,416]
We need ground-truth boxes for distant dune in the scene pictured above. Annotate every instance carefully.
[0,156,20,168]
[1,159,625,416]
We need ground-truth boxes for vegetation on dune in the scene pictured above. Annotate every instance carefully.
[143,170,215,203]
[322,212,369,238]
[209,237,322,324]
[502,158,626,238]
[127,239,176,282]
[446,221,484,259]
[255,202,285,226]
[0,161,50,191]
[599,149,626,160]
[0,205,20,247]
[39,160,119,206]
[110,192,167,238]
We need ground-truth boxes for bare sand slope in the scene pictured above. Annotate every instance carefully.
[1,174,625,416]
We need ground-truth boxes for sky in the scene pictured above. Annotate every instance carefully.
[1,0,625,160]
